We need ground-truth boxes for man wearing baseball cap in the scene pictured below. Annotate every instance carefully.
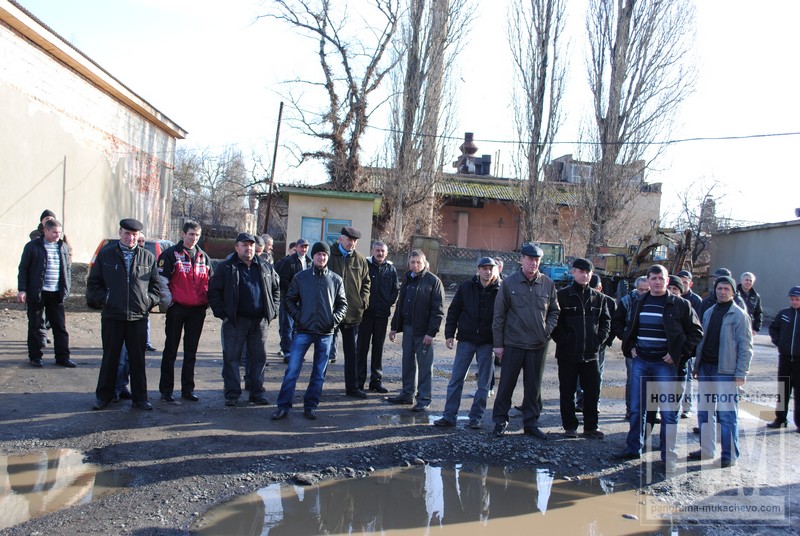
[766,286,800,431]
[87,218,160,410]
[492,243,560,439]
[434,257,501,429]
[275,238,311,360]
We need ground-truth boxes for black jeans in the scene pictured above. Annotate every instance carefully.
[356,315,389,389]
[775,354,800,427]
[492,345,548,429]
[339,324,360,392]
[159,304,207,395]
[558,359,600,431]
[96,317,148,403]
[26,291,69,362]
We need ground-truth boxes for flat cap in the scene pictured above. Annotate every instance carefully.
[477,256,496,267]
[712,267,732,278]
[341,226,362,240]
[676,270,693,279]
[520,242,544,258]
[296,238,309,246]
[119,218,144,232]
[235,232,256,243]
[788,286,800,297]
[572,257,594,272]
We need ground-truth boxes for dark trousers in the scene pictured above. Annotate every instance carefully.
[278,299,294,354]
[558,359,600,431]
[221,317,268,400]
[159,304,207,396]
[356,315,389,389]
[96,317,148,403]
[775,354,800,427]
[340,324,360,392]
[492,345,548,429]
[26,291,69,362]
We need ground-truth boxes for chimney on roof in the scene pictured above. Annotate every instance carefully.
[453,133,492,176]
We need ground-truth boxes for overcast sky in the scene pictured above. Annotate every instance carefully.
[17,0,800,227]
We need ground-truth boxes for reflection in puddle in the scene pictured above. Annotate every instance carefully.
[0,448,129,530]
[192,465,672,535]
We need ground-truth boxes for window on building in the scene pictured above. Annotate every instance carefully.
[301,217,352,245]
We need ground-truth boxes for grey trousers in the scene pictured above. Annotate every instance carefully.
[399,323,434,405]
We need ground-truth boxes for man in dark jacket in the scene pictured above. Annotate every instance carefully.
[766,286,800,431]
[356,241,399,393]
[87,218,160,410]
[327,226,371,398]
[275,238,311,359]
[737,271,763,335]
[677,270,703,419]
[552,258,611,439]
[272,241,347,421]
[17,218,73,368]
[157,220,212,402]
[387,250,445,412]
[208,233,280,407]
[434,257,500,429]
[613,265,703,473]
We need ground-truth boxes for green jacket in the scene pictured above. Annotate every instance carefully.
[327,245,370,327]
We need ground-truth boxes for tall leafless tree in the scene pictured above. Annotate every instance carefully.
[671,178,724,266]
[267,0,401,192]
[378,0,470,245]
[583,0,696,254]
[508,0,567,243]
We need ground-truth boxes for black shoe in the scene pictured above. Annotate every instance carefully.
[346,389,368,399]
[612,450,641,460]
[513,404,523,412]
[181,392,199,402]
[92,398,110,410]
[766,420,787,429]
[720,459,736,468]
[272,408,289,420]
[55,359,77,368]
[687,449,703,461]
[524,426,547,440]
[386,396,413,405]
[118,388,132,400]
[564,428,579,438]
[283,357,289,364]
[161,393,175,402]
[133,401,153,410]
[146,344,157,352]
[582,429,605,439]
[369,384,389,394]
[30,359,43,368]
[249,396,269,405]
[411,404,429,412]
[493,423,507,437]
[225,398,238,407]
[304,408,318,420]
[434,418,455,427]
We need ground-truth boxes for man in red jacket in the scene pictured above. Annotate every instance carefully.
[157,221,212,402]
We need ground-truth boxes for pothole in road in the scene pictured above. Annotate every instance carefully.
[190,464,680,535]
[0,448,131,530]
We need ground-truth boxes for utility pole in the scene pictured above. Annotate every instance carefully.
[262,101,284,235]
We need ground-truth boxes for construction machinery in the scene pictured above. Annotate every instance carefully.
[536,241,574,286]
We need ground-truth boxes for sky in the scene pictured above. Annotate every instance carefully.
[16,0,800,227]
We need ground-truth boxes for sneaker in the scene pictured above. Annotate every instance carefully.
[564,428,579,438]
[582,429,605,439]
[433,418,455,427]
[468,419,482,429]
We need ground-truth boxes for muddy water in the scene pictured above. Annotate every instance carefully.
[192,465,675,535]
[0,448,128,530]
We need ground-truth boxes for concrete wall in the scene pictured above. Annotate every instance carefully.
[440,202,520,252]
[286,194,374,257]
[0,14,177,293]
[711,220,800,319]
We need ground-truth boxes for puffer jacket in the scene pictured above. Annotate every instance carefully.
[86,243,160,320]
[551,282,611,362]
[444,275,500,345]
[207,255,280,324]
[390,269,445,338]
[327,246,370,326]
[694,302,753,377]
[18,236,71,302]
[769,307,800,359]
[286,265,347,335]
[492,270,559,350]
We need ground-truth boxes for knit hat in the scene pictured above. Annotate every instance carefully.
[667,275,685,294]
[311,241,330,257]
[714,276,736,291]
[40,209,56,222]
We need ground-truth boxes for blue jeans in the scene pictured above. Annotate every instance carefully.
[221,317,268,400]
[278,300,294,354]
[626,357,680,462]
[697,361,739,463]
[441,341,494,423]
[115,343,129,396]
[276,332,333,410]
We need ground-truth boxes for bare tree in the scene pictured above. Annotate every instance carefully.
[583,0,696,254]
[379,0,470,245]
[508,0,567,242]
[266,0,401,192]
[671,178,724,266]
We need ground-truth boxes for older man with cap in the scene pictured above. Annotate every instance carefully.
[87,218,160,410]
[275,238,311,360]
[551,258,610,439]
[766,286,800,431]
[492,243,560,438]
[272,241,347,420]
[208,232,280,407]
[327,226,371,398]
[434,257,501,429]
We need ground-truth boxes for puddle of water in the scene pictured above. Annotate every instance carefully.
[191,465,676,535]
[0,448,129,530]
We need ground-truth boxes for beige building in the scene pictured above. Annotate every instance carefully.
[0,0,185,292]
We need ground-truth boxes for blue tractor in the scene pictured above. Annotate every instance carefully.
[536,241,573,287]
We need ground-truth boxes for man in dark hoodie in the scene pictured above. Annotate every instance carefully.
[434,257,501,429]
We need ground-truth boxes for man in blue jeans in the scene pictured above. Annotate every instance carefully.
[434,257,500,429]
[613,264,703,474]
[272,241,347,421]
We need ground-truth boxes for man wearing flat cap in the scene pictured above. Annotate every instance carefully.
[208,233,280,407]
[275,238,311,360]
[434,257,500,429]
[491,243,560,438]
[551,258,610,439]
[327,226,371,398]
[87,218,160,410]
